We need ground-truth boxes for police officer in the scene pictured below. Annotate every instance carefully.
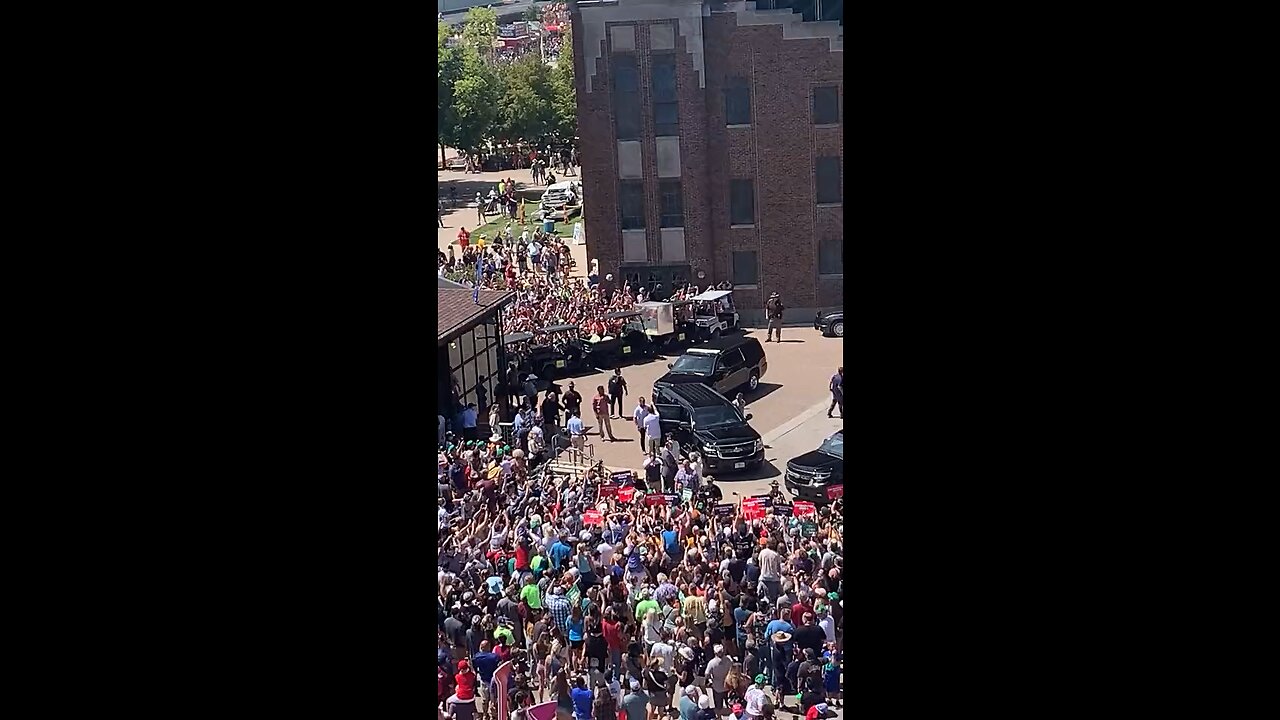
[765,292,785,342]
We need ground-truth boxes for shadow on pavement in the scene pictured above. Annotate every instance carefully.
[747,381,783,403]
[437,178,536,205]
[718,459,782,483]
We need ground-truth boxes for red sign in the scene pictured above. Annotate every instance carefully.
[741,497,766,520]
[599,484,619,498]
[645,494,667,506]
[583,509,603,525]
[793,501,817,517]
[825,485,843,500]
[618,486,636,503]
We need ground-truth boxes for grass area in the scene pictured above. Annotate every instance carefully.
[458,208,581,243]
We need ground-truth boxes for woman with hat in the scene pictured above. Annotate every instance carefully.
[643,656,670,720]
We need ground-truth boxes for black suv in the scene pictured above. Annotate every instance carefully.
[655,336,768,396]
[784,431,844,503]
[651,382,764,474]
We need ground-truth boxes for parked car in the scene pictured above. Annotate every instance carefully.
[815,308,845,337]
[784,430,844,504]
[651,382,763,474]
[655,336,767,395]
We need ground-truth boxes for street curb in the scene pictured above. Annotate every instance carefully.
[761,398,837,446]
[600,398,838,480]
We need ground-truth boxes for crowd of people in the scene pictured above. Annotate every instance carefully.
[437,445,845,720]
[439,216,638,342]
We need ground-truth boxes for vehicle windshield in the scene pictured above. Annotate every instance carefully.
[692,405,742,427]
[819,433,844,459]
[670,355,714,374]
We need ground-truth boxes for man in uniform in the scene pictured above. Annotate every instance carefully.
[765,292,785,342]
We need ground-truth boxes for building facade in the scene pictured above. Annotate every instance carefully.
[571,0,843,322]
[438,283,517,436]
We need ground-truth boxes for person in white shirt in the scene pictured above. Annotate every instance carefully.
[593,539,615,567]
[818,606,836,644]
[643,409,662,457]
[757,540,784,603]
[650,629,676,672]
[744,678,767,719]
[633,398,650,454]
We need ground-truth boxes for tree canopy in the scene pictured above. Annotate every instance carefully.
[438,12,576,157]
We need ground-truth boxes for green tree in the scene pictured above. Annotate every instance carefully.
[497,54,555,143]
[438,20,462,166]
[461,6,498,53]
[450,44,500,156]
[549,27,577,141]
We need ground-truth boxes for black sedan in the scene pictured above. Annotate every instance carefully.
[815,308,845,337]
[784,431,843,504]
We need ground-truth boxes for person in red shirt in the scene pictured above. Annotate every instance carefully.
[516,539,531,572]
[494,636,513,663]
[455,659,477,701]
[791,598,814,625]
[601,607,624,669]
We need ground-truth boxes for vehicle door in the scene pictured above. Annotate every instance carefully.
[716,347,748,394]
[749,342,766,379]
[654,401,688,444]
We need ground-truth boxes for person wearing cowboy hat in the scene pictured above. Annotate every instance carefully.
[764,292,785,342]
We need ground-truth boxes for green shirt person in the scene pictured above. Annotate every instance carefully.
[521,582,543,610]
[635,596,659,621]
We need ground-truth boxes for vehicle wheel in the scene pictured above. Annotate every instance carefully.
[748,371,760,392]
[831,321,844,337]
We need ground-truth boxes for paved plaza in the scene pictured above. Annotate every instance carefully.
[438,166,592,276]
[547,326,844,497]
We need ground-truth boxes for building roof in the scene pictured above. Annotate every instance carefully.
[438,287,516,345]
[438,275,470,289]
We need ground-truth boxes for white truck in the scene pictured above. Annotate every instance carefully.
[539,180,581,221]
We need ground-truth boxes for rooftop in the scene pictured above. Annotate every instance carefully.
[438,287,516,345]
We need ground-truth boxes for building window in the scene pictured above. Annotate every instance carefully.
[620,181,645,229]
[815,157,841,205]
[730,179,755,226]
[613,55,641,141]
[732,251,759,285]
[819,238,843,276]
[651,54,679,137]
[812,85,840,125]
[660,181,684,227]
[724,77,751,125]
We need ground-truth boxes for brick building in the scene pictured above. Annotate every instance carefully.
[571,0,843,323]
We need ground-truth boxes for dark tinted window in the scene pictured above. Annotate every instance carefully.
[612,55,638,92]
[652,55,679,136]
[615,93,641,141]
[815,157,841,204]
[812,86,839,124]
[729,179,754,225]
[620,181,645,229]
[660,181,683,228]
[720,348,746,368]
[819,238,842,275]
[613,55,641,140]
[724,77,751,125]
[732,251,758,285]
